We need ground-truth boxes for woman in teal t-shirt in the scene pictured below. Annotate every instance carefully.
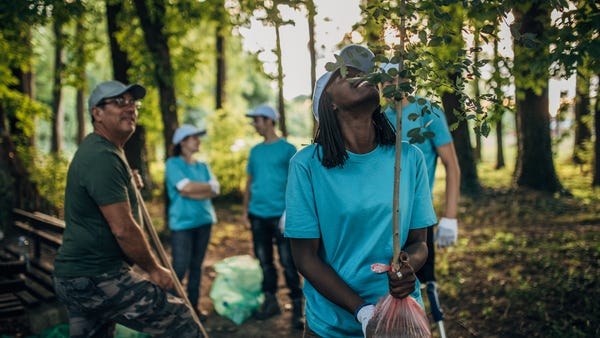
[165,124,219,320]
[284,45,436,338]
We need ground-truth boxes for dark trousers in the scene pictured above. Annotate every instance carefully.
[416,225,436,283]
[171,225,212,309]
[249,214,302,300]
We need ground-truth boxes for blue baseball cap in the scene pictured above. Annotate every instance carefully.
[172,125,207,145]
[88,80,146,113]
[246,104,279,121]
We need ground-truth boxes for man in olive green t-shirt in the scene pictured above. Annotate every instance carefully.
[53,81,203,337]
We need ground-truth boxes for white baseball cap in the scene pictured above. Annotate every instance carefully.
[245,104,279,121]
[172,125,207,145]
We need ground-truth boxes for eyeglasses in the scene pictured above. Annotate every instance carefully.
[99,97,142,109]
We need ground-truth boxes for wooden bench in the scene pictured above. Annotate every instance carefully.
[0,209,65,313]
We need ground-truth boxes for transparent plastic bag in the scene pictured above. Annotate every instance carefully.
[367,295,431,338]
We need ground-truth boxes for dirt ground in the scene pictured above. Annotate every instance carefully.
[164,200,303,338]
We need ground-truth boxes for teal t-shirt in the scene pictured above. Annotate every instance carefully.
[54,133,139,277]
[165,156,217,230]
[284,142,436,338]
[247,138,297,218]
[385,97,453,189]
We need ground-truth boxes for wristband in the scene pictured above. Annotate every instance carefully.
[354,302,373,322]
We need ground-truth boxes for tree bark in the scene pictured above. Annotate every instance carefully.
[513,2,563,193]
[495,118,505,169]
[573,68,591,164]
[216,24,226,110]
[306,0,317,135]
[593,77,600,187]
[51,19,65,154]
[133,0,179,162]
[442,73,481,195]
[274,20,287,137]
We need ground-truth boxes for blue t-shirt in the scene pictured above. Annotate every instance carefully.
[285,142,436,338]
[247,138,297,218]
[165,156,217,231]
[385,97,453,189]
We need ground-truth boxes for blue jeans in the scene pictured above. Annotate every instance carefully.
[249,214,302,300]
[171,225,212,309]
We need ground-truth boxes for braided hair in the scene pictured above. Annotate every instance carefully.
[313,72,396,169]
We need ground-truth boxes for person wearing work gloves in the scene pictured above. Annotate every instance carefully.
[284,44,436,337]
[242,104,304,329]
[165,124,220,321]
[380,62,461,321]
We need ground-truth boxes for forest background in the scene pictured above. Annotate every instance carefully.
[0,0,599,337]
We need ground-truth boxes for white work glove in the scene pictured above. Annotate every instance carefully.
[436,217,458,247]
[209,177,220,195]
[355,303,374,337]
[278,211,286,234]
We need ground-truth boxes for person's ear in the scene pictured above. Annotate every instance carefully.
[91,106,103,122]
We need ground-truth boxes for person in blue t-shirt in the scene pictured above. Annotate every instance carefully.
[381,62,461,325]
[165,124,219,321]
[242,104,303,329]
[284,45,436,338]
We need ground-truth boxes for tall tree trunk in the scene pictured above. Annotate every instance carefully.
[306,0,317,134]
[75,17,87,144]
[442,73,481,195]
[133,0,179,162]
[513,2,563,192]
[274,20,287,137]
[51,19,65,154]
[106,0,132,83]
[108,0,154,197]
[592,76,600,187]
[573,67,591,164]
[216,24,226,110]
[495,118,505,169]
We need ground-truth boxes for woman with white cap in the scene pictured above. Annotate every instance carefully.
[165,124,220,321]
[284,45,436,337]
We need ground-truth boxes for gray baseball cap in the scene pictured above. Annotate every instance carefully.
[312,45,376,121]
[338,44,375,74]
[88,81,146,112]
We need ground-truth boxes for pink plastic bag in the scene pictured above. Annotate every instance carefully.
[367,294,431,338]
[368,259,431,337]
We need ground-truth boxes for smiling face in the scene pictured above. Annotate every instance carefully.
[92,92,138,145]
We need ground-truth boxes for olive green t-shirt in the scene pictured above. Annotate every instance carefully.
[54,133,141,277]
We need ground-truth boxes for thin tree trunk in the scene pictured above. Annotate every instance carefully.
[306,0,317,135]
[442,73,480,195]
[274,20,287,137]
[495,118,505,169]
[216,23,226,110]
[573,67,591,164]
[51,19,65,154]
[75,17,87,144]
[106,0,132,83]
[592,75,600,186]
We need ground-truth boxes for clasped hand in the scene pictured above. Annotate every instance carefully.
[387,254,416,299]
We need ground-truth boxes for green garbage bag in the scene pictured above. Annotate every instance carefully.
[209,255,264,325]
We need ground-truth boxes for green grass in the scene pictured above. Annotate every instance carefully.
[429,159,600,337]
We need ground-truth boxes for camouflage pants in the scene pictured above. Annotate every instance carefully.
[53,268,203,338]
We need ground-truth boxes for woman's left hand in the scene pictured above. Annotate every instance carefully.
[387,253,416,299]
